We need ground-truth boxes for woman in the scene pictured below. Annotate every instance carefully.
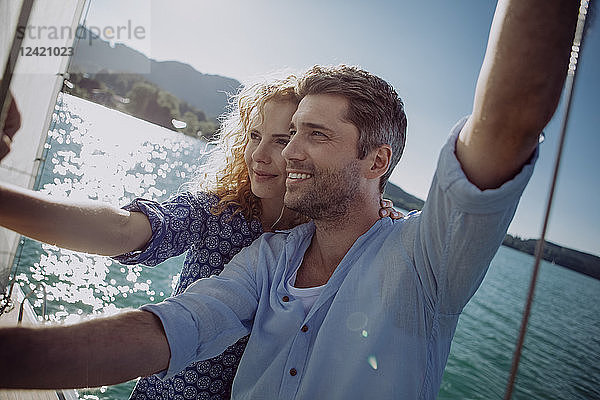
[0,74,401,399]
[120,76,306,400]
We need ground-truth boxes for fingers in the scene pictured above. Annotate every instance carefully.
[380,198,393,208]
[379,198,404,219]
[1,97,21,161]
[379,208,403,219]
[0,134,11,160]
[390,210,403,219]
[3,98,21,139]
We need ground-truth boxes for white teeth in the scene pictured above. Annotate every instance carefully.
[288,172,312,179]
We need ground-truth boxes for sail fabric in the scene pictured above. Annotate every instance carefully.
[0,0,85,292]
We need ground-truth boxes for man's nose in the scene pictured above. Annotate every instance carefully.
[282,135,305,162]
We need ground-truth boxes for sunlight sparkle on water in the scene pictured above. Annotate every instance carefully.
[15,94,209,322]
[368,356,378,370]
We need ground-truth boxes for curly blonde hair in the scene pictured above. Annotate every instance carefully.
[190,75,300,222]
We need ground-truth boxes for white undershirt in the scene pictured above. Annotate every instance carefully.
[285,258,326,316]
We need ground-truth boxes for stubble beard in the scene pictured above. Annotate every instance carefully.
[285,160,361,221]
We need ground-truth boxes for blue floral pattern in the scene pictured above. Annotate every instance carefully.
[113,192,263,400]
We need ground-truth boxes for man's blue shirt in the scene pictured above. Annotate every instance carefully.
[142,118,537,399]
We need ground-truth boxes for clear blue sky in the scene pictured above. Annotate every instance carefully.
[86,0,600,256]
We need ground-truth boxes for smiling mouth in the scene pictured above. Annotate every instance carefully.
[253,169,277,178]
[287,172,313,180]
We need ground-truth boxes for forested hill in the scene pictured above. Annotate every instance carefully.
[383,182,425,211]
[70,28,241,118]
[501,236,600,280]
[383,183,600,280]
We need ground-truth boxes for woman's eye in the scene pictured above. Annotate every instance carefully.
[250,132,260,141]
[276,138,290,146]
[289,130,297,136]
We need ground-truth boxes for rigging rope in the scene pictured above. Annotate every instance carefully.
[503,1,593,398]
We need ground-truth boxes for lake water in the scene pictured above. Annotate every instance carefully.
[12,94,600,399]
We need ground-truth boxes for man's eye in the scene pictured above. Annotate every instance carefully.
[312,131,326,137]
[289,130,297,136]
[276,138,290,146]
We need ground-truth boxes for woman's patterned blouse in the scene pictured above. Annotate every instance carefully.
[113,192,263,400]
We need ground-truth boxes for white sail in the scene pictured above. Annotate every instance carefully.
[0,0,86,292]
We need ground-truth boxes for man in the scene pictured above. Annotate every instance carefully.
[0,0,579,398]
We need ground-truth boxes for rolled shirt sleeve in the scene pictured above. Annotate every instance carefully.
[112,192,215,266]
[412,117,538,314]
[141,241,261,379]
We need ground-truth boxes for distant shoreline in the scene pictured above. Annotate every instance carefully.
[500,236,600,280]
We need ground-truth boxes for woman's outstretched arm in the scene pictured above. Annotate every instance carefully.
[0,182,151,256]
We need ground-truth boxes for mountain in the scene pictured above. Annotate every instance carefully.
[69,28,241,117]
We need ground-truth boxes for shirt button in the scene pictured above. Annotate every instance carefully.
[289,368,297,376]
[282,295,290,302]
[301,325,308,332]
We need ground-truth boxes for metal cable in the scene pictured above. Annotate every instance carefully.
[503,1,592,398]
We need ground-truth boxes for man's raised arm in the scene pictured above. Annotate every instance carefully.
[457,0,579,189]
[0,310,170,389]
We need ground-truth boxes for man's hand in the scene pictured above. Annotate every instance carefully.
[1,96,21,161]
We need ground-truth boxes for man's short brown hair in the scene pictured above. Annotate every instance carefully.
[298,65,407,193]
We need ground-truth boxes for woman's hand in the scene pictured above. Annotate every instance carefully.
[379,198,404,219]
[1,94,21,161]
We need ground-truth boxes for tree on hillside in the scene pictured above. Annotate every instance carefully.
[180,102,207,122]
[157,91,181,120]
[181,111,201,136]
[96,72,143,96]
[126,82,158,115]
[125,84,172,128]
[67,72,216,139]
[197,120,219,140]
